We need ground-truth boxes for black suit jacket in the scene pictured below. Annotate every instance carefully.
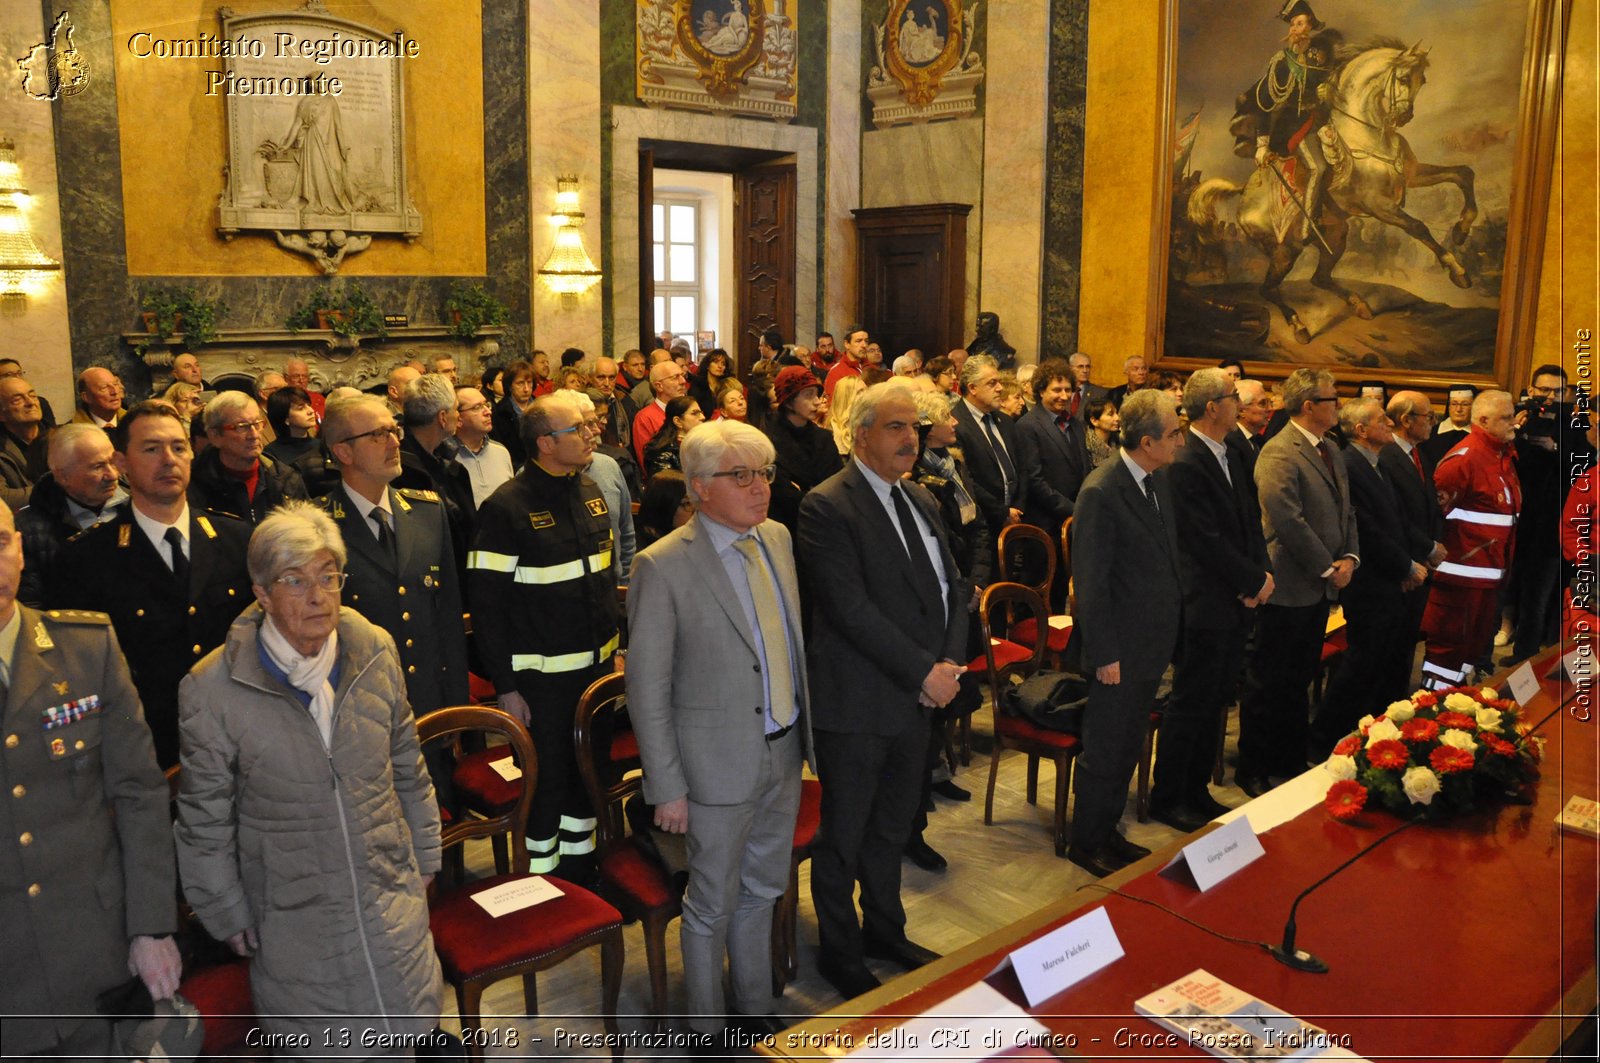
[1015,403,1087,528]
[951,400,1036,533]
[1378,441,1442,566]
[797,462,967,736]
[1340,446,1413,604]
[49,508,252,767]
[1228,425,1262,481]
[319,483,469,716]
[1071,456,1182,681]
[1170,431,1271,632]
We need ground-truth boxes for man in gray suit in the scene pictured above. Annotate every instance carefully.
[1237,368,1359,796]
[1067,390,1184,877]
[627,420,814,1039]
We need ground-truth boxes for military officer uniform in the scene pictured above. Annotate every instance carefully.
[49,506,253,768]
[0,606,177,1055]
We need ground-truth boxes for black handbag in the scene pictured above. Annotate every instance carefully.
[1000,671,1089,734]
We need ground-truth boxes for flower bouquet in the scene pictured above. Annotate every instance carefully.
[1322,686,1543,821]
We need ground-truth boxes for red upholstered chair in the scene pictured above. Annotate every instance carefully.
[998,523,1074,669]
[772,777,821,989]
[420,706,624,1061]
[573,673,683,1031]
[181,959,256,1059]
[980,582,1082,857]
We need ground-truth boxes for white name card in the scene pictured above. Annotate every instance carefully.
[990,906,1123,1007]
[490,756,523,782]
[1161,816,1265,892]
[470,875,561,918]
[1506,659,1542,707]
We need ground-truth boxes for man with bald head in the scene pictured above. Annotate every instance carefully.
[1378,390,1446,695]
[631,348,672,408]
[632,359,689,467]
[16,424,127,606]
[387,364,422,416]
[74,367,125,428]
[170,351,208,390]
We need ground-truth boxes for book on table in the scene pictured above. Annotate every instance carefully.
[1556,794,1600,838]
[1135,969,1366,1060]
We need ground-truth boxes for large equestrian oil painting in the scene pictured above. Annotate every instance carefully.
[1157,0,1563,385]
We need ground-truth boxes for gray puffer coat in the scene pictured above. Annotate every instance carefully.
[174,603,442,1054]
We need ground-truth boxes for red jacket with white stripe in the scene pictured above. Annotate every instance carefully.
[1433,424,1521,589]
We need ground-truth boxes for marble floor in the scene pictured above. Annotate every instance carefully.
[436,700,1254,1059]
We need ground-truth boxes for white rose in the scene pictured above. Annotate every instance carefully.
[1365,718,1402,747]
[1444,692,1480,714]
[1440,728,1478,753]
[1386,700,1417,723]
[1324,755,1357,781]
[1475,707,1504,733]
[1401,765,1441,805]
[1358,714,1376,733]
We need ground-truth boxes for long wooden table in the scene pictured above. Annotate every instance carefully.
[758,644,1597,1061]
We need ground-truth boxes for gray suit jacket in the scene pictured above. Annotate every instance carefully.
[626,515,815,807]
[1254,422,1360,608]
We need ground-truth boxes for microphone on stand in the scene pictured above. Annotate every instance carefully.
[1266,819,1419,974]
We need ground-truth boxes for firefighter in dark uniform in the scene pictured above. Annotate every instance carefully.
[318,393,469,803]
[48,403,252,768]
[469,394,619,878]
[0,499,183,1057]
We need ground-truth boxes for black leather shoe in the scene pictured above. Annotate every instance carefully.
[1105,833,1151,863]
[903,837,948,871]
[1237,774,1271,799]
[1065,845,1125,878]
[1192,791,1232,818]
[863,934,941,970]
[931,779,972,802]
[817,954,881,1000]
[1149,804,1210,834]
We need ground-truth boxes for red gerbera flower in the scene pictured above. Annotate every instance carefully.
[1400,718,1440,744]
[1483,735,1516,757]
[1430,746,1475,774]
[1332,734,1361,757]
[1367,739,1410,770]
[1413,692,1438,708]
[1325,780,1368,821]
[1436,711,1478,731]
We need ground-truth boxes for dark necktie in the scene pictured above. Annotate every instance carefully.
[164,527,190,588]
[1069,391,1081,418]
[983,413,1018,505]
[373,507,398,567]
[1411,446,1426,481]
[1141,474,1164,526]
[1316,440,1339,492]
[891,484,941,596]
[1055,414,1070,435]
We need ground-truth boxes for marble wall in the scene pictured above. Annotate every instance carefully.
[1040,0,1089,362]
[824,0,863,338]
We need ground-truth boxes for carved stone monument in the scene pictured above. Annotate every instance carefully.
[868,0,985,129]
[636,0,797,122]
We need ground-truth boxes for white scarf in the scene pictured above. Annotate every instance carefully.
[260,614,339,750]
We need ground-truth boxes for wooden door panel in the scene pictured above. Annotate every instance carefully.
[735,163,796,374]
[638,148,654,351]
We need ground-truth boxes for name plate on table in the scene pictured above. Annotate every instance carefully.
[470,875,561,917]
[1160,816,1264,892]
[989,907,1123,1006]
[1506,660,1542,707]
[490,756,523,781]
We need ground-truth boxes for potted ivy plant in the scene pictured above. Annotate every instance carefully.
[286,282,388,338]
[138,285,226,346]
[442,281,509,339]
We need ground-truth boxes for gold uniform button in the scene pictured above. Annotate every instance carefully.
[11,785,24,798]
[228,588,236,596]
[188,605,197,616]
[398,586,407,596]
[135,608,145,617]
[192,644,202,655]
[406,665,416,674]
[19,832,32,846]
[27,883,41,898]
[405,639,413,648]
[4,735,17,749]
[74,740,85,751]
[401,612,410,622]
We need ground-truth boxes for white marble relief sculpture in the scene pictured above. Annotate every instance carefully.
[869,0,985,129]
[636,0,797,121]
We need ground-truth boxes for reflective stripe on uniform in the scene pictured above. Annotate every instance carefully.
[511,549,613,585]
[1444,508,1515,527]
[468,549,518,572]
[510,634,622,674]
[1435,560,1504,581]
[559,836,596,856]
[560,814,597,833]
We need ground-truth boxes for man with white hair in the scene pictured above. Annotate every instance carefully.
[16,424,127,606]
[1420,390,1522,688]
[555,390,636,578]
[397,374,474,577]
[891,353,920,377]
[628,420,812,1041]
[1106,354,1148,411]
[189,391,308,524]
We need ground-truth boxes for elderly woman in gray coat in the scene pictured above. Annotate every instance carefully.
[174,500,442,1055]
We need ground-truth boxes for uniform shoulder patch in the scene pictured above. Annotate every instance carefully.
[43,609,112,626]
[201,507,249,525]
[397,488,441,503]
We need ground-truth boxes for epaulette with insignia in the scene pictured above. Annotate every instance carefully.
[66,518,120,545]
[43,609,112,626]
[397,488,441,503]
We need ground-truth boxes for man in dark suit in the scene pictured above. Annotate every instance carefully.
[1067,390,1184,877]
[1104,354,1148,412]
[1152,370,1273,833]
[318,395,468,799]
[1237,369,1359,796]
[1379,391,1447,696]
[1017,358,1090,525]
[50,403,253,769]
[1067,352,1109,421]
[952,355,1056,540]
[1310,399,1425,753]
[0,501,185,1057]
[397,374,475,581]
[1232,379,1273,475]
[798,384,968,1000]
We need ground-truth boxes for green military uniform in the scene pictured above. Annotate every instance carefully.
[0,607,176,1055]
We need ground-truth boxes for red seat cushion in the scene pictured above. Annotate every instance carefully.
[1321,629,1348,662]
[467,671,497,703]
[453,748,520,814]
[967,638,1032,675]
[430,874,623,981]
[180,960,254,1057]
[609,729,640,766]
[599,841,681,912]
[793,778,821,850]
[995,711,1082,752]
[1011,615,1073,653]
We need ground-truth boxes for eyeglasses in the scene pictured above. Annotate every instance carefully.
[710,464,777,487]
[1309,396,1339,404]
[222,419,266,435]
[273,571,348,595]
[457,402,488,415]
[1407,410,1437,422]
[0,368,25,379]
[340,425,403,445]
[547,422,597,439]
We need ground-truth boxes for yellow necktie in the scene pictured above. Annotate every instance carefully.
[733,536,795,727]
